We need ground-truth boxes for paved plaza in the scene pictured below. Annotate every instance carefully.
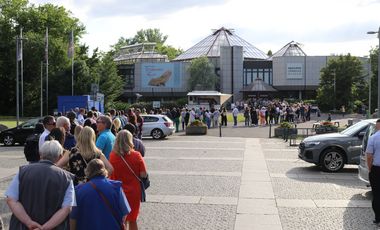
[0,115,377,229]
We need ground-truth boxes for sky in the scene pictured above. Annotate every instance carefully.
[29,0,380,57]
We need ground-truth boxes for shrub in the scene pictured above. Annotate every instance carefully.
[279,122,292,129]
[188,120,206,127]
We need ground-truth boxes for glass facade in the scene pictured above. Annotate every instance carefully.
[243,68,272,86]
[118,65,135,89]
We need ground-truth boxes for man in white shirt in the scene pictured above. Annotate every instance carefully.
[38,116,56,150]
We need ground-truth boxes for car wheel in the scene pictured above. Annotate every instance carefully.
[151,129,164,139]
[3,134,15,146]
[320,149,345,172]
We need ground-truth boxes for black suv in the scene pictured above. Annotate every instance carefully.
[299,119,375,172]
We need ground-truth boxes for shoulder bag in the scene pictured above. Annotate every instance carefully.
[89,181,126,230]
[119,155,150,202]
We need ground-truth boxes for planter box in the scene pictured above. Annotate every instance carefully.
[315,126,338,134]
[274,128,297,137]
[186,126,207,135]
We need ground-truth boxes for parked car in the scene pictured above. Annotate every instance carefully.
[141,115,175,139]
[358,120,377,185]
[0,117,43,146]
[298,119,375,172]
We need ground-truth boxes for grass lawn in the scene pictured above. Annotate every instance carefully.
[0,117,28,129]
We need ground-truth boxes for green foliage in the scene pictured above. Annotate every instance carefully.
[107,101,130,112]
[316,54,364,112]
[279,122,292,129]
[187,56,218,91]
[97,53,123,111]
[188,120,206,127]
[0,1,123,116]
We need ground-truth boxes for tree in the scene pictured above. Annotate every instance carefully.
[0,0,86,115]
[367,47,379,114]
[187,56,218,91]
[267,50,273,56]
[316,54,364,111]
[95,53,123,110]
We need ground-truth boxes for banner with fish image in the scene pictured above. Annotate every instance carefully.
[141,63,182,88]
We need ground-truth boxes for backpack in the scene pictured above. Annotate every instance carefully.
[24,133,41,162]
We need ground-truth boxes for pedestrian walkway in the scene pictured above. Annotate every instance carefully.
[0,125,374,229]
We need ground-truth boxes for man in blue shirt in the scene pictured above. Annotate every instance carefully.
[366,119,380,225]
[96,115,115,159]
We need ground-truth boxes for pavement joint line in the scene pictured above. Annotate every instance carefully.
[265,158,305,162]
[146,147,245,151]
[155,140,245,144]
[149,170,241,177]
[269,173,358,180]
[145,195,239,205]
[145,156,243,161]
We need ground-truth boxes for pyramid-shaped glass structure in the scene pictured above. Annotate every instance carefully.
[269,41,306,59]
[174,27,268,61]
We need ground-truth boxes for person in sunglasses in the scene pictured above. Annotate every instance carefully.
[38,116,56,150]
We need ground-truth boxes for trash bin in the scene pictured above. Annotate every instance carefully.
[347,119,353,127]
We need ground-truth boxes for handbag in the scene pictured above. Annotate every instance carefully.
[119,155,150,202]
[89,181,126,230]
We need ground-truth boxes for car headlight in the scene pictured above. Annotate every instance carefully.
[304,141,320,147]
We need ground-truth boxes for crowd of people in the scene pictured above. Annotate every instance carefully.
[5,107,148,230]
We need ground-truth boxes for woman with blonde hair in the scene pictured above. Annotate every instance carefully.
[109,130,147,230]
[57,126,113,185]
[111,117,122,135]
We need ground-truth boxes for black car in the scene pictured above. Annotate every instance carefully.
[0,118,43,146]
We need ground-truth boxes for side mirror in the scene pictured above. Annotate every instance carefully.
[358,131,366,139]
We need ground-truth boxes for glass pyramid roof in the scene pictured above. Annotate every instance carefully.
[269,41,306,59]
[174,27,268,61]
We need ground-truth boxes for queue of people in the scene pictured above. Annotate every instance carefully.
[5,107,148,230]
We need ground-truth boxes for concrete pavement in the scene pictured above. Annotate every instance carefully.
[0,115,376,229]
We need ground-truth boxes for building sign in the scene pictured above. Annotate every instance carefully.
[286,63,303,79]
[153,101,161,108]
[142,63,182,88]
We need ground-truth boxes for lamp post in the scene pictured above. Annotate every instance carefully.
[367,26,380,118]
[332,70,336,111]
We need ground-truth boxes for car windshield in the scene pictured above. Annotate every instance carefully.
[340,120,369,136]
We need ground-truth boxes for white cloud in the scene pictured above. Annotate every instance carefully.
[29,0,380,56]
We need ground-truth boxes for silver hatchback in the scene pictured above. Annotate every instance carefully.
[141,114,175,139]
[358,120,377,184]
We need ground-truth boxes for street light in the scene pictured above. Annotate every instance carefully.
[367,26,380,118]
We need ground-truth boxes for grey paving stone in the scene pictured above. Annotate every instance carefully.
[147,175,240,197]
[272,177,369,200]
[138,203,236,230]
[278,207,376,230]
[146,159,242,172]
[146,149,244,159]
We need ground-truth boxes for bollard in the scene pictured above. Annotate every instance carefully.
[219,123,222,137]
[269,123,272,138]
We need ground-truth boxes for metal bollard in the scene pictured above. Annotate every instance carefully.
[219,123,222,137]
[269,123,272,138]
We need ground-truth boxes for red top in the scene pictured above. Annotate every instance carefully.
[109,150,146,221]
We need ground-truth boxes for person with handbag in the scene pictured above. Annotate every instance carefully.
[57,126,113,185]
[70,159,131,230]
[109,130,148,230]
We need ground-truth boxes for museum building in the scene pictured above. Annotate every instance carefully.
[115,27,369,103]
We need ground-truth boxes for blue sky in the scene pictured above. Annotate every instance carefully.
[29,0,380,56]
